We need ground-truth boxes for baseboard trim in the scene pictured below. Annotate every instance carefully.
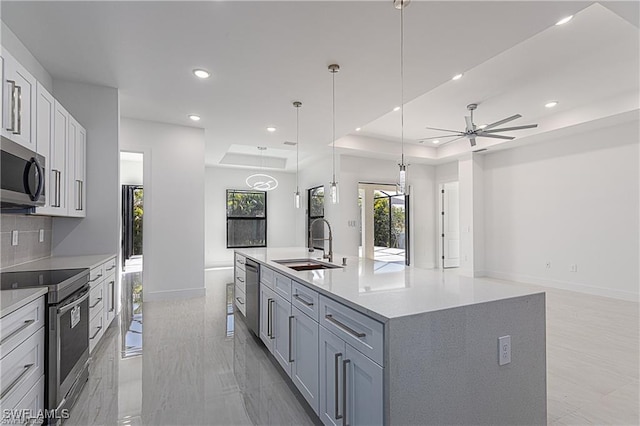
[145,287,206,301]
[485,270,639,302]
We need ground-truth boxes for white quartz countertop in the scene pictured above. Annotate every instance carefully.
[237,247,544,322]
[1,287,47,318]
[1,254,116,273]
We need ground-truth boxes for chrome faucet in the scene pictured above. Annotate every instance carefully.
[308,218,333,263]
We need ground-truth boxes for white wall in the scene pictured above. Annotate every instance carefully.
[204,166,297,268]
[1,23,53,91]
[120,118,205,300]
[297,154,437,269]
[120,159,143,186]
[51,80,120,257]
[483,118,639,300]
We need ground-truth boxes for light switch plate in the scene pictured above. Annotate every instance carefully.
[39,229,45,243]
[11,230,18,246]
[498,335,511,366]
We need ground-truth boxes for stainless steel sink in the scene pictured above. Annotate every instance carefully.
[273,259,342,271]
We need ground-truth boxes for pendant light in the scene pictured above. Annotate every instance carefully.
[293,101,302,208]
[395,0,409,194]
[328,64,340,204]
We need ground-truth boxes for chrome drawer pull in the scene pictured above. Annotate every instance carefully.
[343,359,351,426]
[1,363,34,399]
[293,294,313,307]
[237,277,245,283]
[6,80,16,132]
[105,265,116,272]
[288,315,294,363]
[15,85,22,135]
[89,297,103,309]
[89,274,102,283]
[89,326,103,340]
[325,314,366,338]
[235,297,245,305]
[334,353,343,420]
[0,319,35,345]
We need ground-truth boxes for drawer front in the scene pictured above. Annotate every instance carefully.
[235,267,246,293]
[291,281,319,322]
[89,282,104,319]
[235,286,247,317]
[89,313,104,353]
[3,374,44,424]
[103,257,117,275]
[0,297,45,359]
[235,254,246,271]
[89,265,104,285]
[0,327,44,406]
[274,272,292,302]
[260,266,275,291]
[319,296,384,366]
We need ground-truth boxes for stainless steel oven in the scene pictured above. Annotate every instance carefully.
[0,135,45,211]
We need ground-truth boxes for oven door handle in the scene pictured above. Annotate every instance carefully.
[58,290,90,314]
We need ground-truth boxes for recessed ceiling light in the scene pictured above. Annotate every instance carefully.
[192,69,211,79]
[266,127,277,132]
[355,127,361,131]
[432,140,440,144]
[452,73,463,81]
[555,15,573,26]
[393,106,401,112]
[545,101,559,108]
[188,114,201,121]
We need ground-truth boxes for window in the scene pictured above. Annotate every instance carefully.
[226,189,267,248]
[307,186,325,250]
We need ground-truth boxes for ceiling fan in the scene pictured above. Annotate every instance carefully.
[420,103,538,147]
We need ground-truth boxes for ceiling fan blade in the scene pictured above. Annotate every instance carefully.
[424,126,461,133]
[419,133,465,141]
[464,115,474,132]
[483,114,522,130]
[477,133,515,140]
[469,136,476,147]
[482,124,538,133]
[436,136,466,146]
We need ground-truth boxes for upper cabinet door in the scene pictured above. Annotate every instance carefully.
[68,120,86,217]
[51,102,68,214]
[1,50,36,151]
[34,83,55,215]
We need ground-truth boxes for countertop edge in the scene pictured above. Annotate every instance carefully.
[1,287,48,318]
[1,254,117,273]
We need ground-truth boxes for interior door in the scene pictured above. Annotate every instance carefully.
[442,181,460,268]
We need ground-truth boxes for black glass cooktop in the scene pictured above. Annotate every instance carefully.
[1,268,90,303]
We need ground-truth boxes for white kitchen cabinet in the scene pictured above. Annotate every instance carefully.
[291,305,320,414]
[272,292,292,376]
[103,272,117,328]
[259,285,275,352]
[1,49,36,151]
[319,326,383,426]
[34,83,56,215]
[50,101,69,214]
[67,115,86,217]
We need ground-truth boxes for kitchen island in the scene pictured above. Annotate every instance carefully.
[236,247,546,426]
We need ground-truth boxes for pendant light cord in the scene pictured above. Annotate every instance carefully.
[332,69,336,182]
[400,1,405,166]
[296,105,300,191]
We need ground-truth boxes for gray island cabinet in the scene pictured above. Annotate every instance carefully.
[235,248,546,426]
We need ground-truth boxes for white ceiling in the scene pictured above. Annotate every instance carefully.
[1,1,638,170]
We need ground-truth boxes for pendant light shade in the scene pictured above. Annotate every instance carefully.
[396,0,409,195]
[293,101,302,209]
[329,64,340,204]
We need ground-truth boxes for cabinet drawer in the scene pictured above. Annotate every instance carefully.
[291,281,319,322]
[103,257,117,275]
[0,327,44,405]
[3,374,44,424]
[235,286,247,317]
[0,297,45,359]
[235,254,246,271]
[260,266,275,290]
[235,267,246,293]
[319,296,384,366]
[89,282,104,320]
[274,272,292,302]
[88,265,104,285]
[89,313,104,353]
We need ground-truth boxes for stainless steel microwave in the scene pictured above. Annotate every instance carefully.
[1,136,45,210]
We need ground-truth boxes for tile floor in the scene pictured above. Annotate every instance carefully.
[66,268,639,425]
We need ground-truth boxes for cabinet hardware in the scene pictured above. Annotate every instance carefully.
[109,281,115,312]
[75,180,82,210]
[334,353,343,420]
[343,359,351,426]
[325,314,366,338]
[0,319,35,345]
[58,290,89,314]
[89,274,102,283]
[0,363,34,399]
[293,294,313,306]
[269,299,275,339]
[89,326,102,340]
[5,80,16,132]
[15,85,22,135]
[89,297,103,309]
[288,315,294,362]
[237,277,244,283]
[235,297,245,305]
[106,265,116,272]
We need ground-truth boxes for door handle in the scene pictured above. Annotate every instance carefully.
[334,353,343,420]
[15,85,22,135]
[269,299,275,339]
[343,359,351,426]
[288,315,294,363]
[6,80,16,132]
[267,298,273,338]
[52,170,61,207]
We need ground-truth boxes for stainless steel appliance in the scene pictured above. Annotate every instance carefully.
[0,136,45,211]
[244,259,260,336]
[1,268,90,423]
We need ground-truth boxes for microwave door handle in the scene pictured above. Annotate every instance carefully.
[33,158,44,202]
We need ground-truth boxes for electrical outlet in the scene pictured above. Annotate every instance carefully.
[39,229,45,243]
[11,230,18,246]
[546,261,551,269]
[498,335,511,366]
[570,264,578,272]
